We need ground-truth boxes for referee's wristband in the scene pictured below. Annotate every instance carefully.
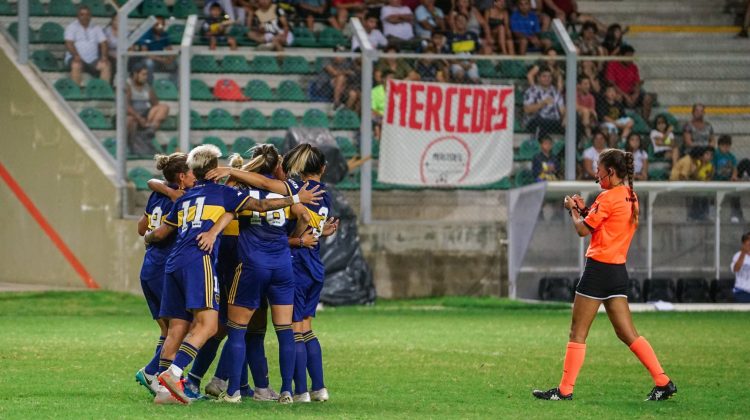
[292,194,301,204]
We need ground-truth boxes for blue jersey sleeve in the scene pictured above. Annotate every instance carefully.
[286,178,302,195]
[222,186,250,213]
[164,198,180,227]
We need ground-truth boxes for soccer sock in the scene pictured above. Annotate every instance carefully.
[171,342,200,377]
[304,331,325,391]
[275,324,295,394]
[293,332,308,395]
[144,336,165,376]
[245,328,269,388]
[225,320,248,396]
[629,336,670,386]
[558,342,586,396]
[214,339,231,381]
[158,358,172,375]
[187,336,222,388]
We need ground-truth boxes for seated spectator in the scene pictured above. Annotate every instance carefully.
[649,114,678,167]
[596,84,633,147]
[381,0,421,50]
[202,2,238,50]
[375,45,420,81]
[575,21,605,56]
[602,23,626,55]
[415,41,449,81]
[714,135,744,221]
[682,103,716,153]
[542,0,607,34]
[670,146,702,181]
[578,59,602,96]
[321,55,362,111]
[428,30,451,53]
[523,67,565,137]
[448,13,480,83]
[330,0,366,31]
[693,146,715,220]
[449,0,490,50]
[576,75,597,139]
[103,15,118,65]
[137,16,176,84]
[731,232,750,302]
[248,0,293,50]
[64,6,111,87]
[624,133,648,180]
[126,63,169,156]
[415,0,445,40]
[203,0,247,25]
[581,130,606,180]
[352,13,389,51]
[298,0,329,32]
[484,0,514,55]
[527,48,564,92]
[532,135,561,181]
[372,70,394,140]
[604,46,653,120]
[510,0,551,55]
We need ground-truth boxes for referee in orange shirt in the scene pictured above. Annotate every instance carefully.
[533,148,677,401]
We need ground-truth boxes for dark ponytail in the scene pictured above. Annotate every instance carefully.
[599,148,639,226]
[624,151,639,226]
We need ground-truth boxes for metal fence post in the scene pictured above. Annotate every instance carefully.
[179,15,197,153]
[352,17,373,224]
[552,19,577,180]
[17,0,28,64]
[115,9,129,216]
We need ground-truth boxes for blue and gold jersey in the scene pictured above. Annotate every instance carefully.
[286,179,332,282]
[144,188,177,264]
[164,180,249,273]
[237,177,294,268]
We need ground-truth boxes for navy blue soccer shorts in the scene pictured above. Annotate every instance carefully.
[140,262,166,320]
[159,255,220,321]
[293,263,324,323]
[228,261,294,309]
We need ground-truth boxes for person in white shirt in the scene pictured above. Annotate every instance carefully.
[582,130,606,180]
[380,0,420,49]
[415,0,445,39]
[64,6,111,86]
[352,14,388,51]
[731,232,750,303]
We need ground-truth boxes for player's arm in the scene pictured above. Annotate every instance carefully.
[196,212,235,253]
[240,182,324,212]
[147,179,184,202]
[206,167,288,195]
[321,217,340,237]
[289,229,318,249]
[289,204,312,238]
[144,224,176,244]
[564,195,591,237]
[137,214,149,236]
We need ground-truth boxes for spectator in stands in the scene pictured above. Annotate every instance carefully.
[682,103,717,153]
[375,45,420,81]
[596,84,633,147]
[625,133,648,180]
[449,0,490,49]
[576,75,597,140]
[649,114,678,167]
[527,48,564,92]
[448,13,481,83]
[732,232,750,302]
[202,2,238,50]
[381,0,421,50]
[64,5,111,87]
[484,0,514,55]
[415,40,449,81]
[532,135,561,181]
[203,0,245,25]
[542,0,607,34]
[298,0,329,32]
[524,66,565,137]
[575,21,605,56]
[372,70,394,140]
[330,0,366,31]
[510,0,550,55]
[602,23,625,55]
[137,16,176,84]
[738,0,750,38]
[692,146,715,220]
[351,13,389,51]
[248,0,293,50]
[579,59,602,96]
[320,55,362,112]
[670,146,702,181]
[414,0,445,40]
[126,63,169,156]
[740,159,750,180]
[714,135,744,222]
[581,129,606,180]
[103,15,119,65]
[604,45,654,121]
[428,30,451,53]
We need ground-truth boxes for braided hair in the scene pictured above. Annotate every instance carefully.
[599,148,639,226]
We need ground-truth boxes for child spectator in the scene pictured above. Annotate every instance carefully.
[484,0,514,55]
[449,0,490,48]
[371,70,394,140]
[201,2,237,50]
[248,0,293,50]
[510,0,550,55]
[523,66,565,137]
[415,41,449,81]
[576,75,596,139]
[532,135,561,181]
[649,114,678,167]
[604,45,654,121]
[625,133,648,180]
[581,130,606,180]
[731,232,750,302]
[670,146,703,181]
[329,0,365,31]
[575,21,604,56]
[448,13,480,83]
[714,135,744,222]
[596,84,633,147]
[351,13,389,51]
[298,0,329,32]
[415,0,446,40]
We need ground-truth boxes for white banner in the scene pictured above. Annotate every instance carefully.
[378,80,515,186]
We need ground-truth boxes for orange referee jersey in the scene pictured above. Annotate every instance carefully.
[583,185,638,264]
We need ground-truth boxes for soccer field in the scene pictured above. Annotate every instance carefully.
[1,292,748,419]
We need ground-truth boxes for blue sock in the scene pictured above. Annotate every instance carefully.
[239,359,250,396]
[225,320,248,396]
[214,338,231,380]
[188,336,222,388]
[173,342,199,371]
[158,358,172,374]
[275,324,295,394]
[245,328,269,388]
[293,332,308,394]
[305,331,325,391]
[144,336,165,376]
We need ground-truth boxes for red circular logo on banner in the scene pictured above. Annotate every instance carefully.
[419,136,472,185]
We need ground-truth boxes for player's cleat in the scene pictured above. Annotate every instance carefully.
[278,391,293,404]
[158,370,191,405]
[154,386,181,405]
[184,380,208,401]
[204,377,227,399]
[293,392,311,403]
[215,390,242,403]
[310,388,329,402]
[532,387,573,400]
[135,368,159,397]
[252,386,280,401]
[646,381,677,401]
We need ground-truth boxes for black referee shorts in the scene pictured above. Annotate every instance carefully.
[575,257,629,300]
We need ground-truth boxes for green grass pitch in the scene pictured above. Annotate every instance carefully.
[1,291,749,418]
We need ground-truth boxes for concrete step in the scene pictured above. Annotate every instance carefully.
[629,36,750,53]
[647,79,750,95]
[594,13,735,26]
[656,92,750,107]
[666,116,750,135]
[637,60,750,80]
[579,1,726,14]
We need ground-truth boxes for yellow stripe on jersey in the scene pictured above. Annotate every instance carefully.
[234,195,250,213]
[201,205,227,223]
[223,219,240,236]
[307,208,326,229]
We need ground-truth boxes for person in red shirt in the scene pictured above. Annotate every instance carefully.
[533,148,677,402]
[604,45,654,121]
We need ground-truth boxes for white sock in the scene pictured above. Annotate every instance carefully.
[168,364,184,377]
